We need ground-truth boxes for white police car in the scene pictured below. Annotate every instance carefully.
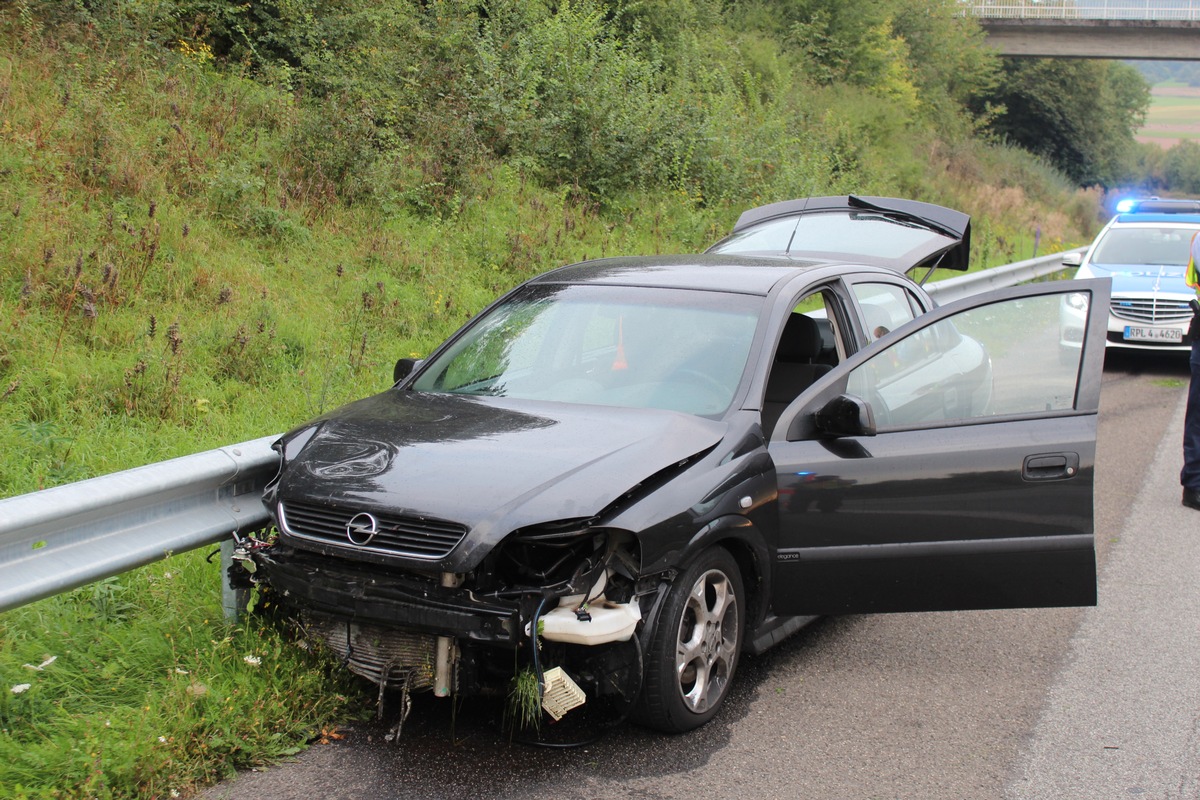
[1061,198,1200,357]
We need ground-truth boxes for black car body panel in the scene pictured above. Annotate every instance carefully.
[771,416,1097,614]
[268,391,727,572]
[767,278,1109,615]
[239,196,1112,733]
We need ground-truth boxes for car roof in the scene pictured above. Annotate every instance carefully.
[1109,198,1200,226]
[1111,214,1200,226]
[528,254,859,295]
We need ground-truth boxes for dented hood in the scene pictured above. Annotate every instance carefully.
[272,390,726,567]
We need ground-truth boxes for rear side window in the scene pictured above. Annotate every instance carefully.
[851,282,919,341]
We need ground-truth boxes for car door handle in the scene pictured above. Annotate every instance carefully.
[1022,452,1080,481]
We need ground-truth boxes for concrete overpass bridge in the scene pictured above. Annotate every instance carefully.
[963,2,1200,59]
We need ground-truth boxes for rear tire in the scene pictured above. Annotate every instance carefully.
[634,547,745,733]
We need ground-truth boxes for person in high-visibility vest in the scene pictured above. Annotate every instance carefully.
[1183,231,1200,510]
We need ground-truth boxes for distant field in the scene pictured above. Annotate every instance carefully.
[1136,83,1200,148]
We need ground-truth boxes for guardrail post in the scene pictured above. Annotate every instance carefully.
[220,538,248,621]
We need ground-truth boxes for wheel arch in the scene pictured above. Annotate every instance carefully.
[676,515,772,634]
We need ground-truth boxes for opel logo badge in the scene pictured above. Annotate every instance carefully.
[346,512,379,546]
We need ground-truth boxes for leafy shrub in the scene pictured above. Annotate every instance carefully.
[1163,141,1200,195]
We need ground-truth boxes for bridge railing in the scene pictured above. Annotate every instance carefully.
[963,1,1200,21]
[0,249,1086,616]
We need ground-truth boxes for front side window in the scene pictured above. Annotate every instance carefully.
[413,284,762,416]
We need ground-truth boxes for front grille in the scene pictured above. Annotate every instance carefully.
[1110,296,1193,325]
[280,500,467,560]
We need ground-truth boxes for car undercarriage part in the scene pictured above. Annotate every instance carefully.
[434,572,463,697]
[540,667,586,720]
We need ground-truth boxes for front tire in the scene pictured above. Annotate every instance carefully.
[635,547,745,733]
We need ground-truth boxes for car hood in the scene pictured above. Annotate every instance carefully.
[1085,261,1192,296]
[273,390,726,565]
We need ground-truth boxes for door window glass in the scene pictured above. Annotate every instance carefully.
[845,293,1085,430]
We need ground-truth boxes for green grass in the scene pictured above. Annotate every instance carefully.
[1,556,368,799]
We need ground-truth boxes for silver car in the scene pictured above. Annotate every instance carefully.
[1061,198,1200,357]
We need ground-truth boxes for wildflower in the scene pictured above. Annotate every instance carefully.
[158,736,167,743]
[23,655,57,671]
[243,655,261,666]
[174,668,189,675]
[11,684,31,694]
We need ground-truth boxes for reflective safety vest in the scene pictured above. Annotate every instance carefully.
[1190,231,1200,290]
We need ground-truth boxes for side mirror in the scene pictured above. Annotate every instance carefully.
[813,394,877,438]
[1061,252,1082,267]
[393,357,423,384]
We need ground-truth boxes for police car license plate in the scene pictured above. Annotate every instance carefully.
[1124,325,1183,343]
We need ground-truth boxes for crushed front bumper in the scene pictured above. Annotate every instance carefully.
[247,545,521,646]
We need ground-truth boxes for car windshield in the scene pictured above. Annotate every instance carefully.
[1091,226,1199,267]
[709,212,959,264]
[411,283,762,416]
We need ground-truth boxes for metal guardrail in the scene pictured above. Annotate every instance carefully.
[0,250,1084,615]
[963,1,1200,21]
[0,435,278,613]
[924,247,1084,304]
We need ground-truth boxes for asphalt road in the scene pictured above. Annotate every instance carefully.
[200,349,1195,800]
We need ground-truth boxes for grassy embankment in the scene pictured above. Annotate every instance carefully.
[0,7,1107,798]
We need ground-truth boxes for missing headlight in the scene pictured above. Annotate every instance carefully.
[495,518,604,592]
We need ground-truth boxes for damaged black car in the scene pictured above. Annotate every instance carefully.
[232,196,1110,734]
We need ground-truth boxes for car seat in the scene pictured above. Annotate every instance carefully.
[762,314,833,438]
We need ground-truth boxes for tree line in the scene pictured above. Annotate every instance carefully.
[18,0,1159,204]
